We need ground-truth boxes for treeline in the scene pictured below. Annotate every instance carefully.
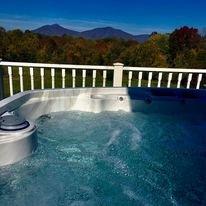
[0,26,206,68]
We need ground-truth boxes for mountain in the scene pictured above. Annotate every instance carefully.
[199,28,206,37]
[32,24,80,36]
[81,27,136,40]
[135,34,150,43]
[32,24,150,42]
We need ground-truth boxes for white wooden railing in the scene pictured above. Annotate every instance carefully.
[123,66,206,89]
[0,61,206,98]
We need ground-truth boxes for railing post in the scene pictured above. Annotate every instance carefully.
[113,62,124,87]
[0,59,4,100]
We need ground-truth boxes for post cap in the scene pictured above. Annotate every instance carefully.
[113,62,124,66]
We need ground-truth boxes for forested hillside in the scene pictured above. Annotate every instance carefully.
[0,26,206,69]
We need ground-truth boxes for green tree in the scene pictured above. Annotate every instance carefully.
[120,41,168,67]
[174,49,197,68]
[149,34,169,55]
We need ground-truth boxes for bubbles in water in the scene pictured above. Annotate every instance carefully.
[106,129,121,147]
[0,111,206,206]
[127,122,142,150]
[105,156,131,176]
[122,185,139,201]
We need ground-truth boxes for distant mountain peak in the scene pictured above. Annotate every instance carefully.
[96,26,116,30]
[51,23,60,26]
[49,24,63,28]
[81,26,137,40]
[32,24,80,36]
[32,24,150,43]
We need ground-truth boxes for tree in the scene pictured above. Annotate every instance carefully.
[119,41,168,67]
[169,26,201,66]
[0,27,8,59]
[195,50,206,68]
[149,34,169,55]
[0,26,205,70]
[173,49,197,68]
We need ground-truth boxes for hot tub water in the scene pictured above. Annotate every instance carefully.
[0,110,205,205]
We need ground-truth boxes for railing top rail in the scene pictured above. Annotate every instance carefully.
[0,61,206,74]
[0,61,114,70]
[124,66,206,73]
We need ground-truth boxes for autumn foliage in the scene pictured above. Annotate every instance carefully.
[0,26,206,69]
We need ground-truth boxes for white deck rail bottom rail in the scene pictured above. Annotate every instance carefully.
[0,61,206,98]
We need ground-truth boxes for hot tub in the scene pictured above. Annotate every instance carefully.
[0,87,206,205]
[0,87,206,167]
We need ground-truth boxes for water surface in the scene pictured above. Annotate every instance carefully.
[0,111,206,206]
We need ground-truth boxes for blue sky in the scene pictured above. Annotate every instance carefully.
[0,0,206,34]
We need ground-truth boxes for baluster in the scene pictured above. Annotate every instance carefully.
[177,73,182,88]
[157,72,162,88]
[186,73,193,89]
[103,70,107,87]
[72,69,76,88]
[40,68,44,89]
[82,70,86,87]
[148,72,153,87]
[8,66,13,96]
[138,72,142,87]
[128,71,133,87]
[167,73,173,88]
[30,67,34,90]
[62,69,66,89]
[19,67,24,92]
[196,74,202,89]
[92,70,96,87]
[51,68,55,89]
